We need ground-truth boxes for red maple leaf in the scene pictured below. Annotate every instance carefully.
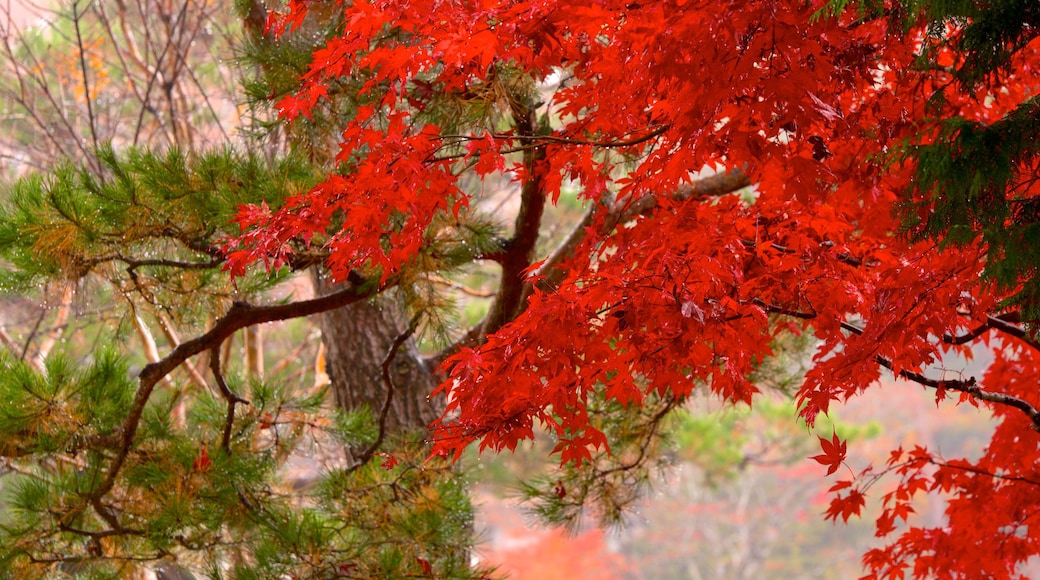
[377,452,399,471]
[825,489,866,523]
[811,432,847,476]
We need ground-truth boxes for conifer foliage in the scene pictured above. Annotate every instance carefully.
[1,0,1039,577]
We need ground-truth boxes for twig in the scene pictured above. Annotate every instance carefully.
[351,312,423,471]
[31,284,73,371]
[209,347,249,452]
[840,320,1040,429]
[71,0,100,158]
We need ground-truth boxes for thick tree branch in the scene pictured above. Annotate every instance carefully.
[480,105,547,337]
[91,270,380,502]
[71,1,100,162]
[428,167,753,369]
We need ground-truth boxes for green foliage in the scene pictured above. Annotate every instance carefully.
[0,348,133,458]
[0,146,316,318]
[0,346,483,577]
[904,100,1040,321]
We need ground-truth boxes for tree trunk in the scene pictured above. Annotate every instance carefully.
[242,0,441,440]
[315,276,441,436]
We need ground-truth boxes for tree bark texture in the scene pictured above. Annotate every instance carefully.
[315,276,441,435]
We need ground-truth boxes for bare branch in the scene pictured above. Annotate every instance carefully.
[71,1,100,156]
[32,284,73,370]
[209,346,248,452]
[0,325,21,358]
[840,320,1040,429]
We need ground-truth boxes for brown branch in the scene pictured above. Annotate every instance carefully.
[942,321,991,345]
[0,325,21,359]
[268,328,320,377]
[941,312,1040,351]
[428,167,754,369]
[479,104,547,337]
[428,274,496,297]
[32,284,74,370]
[438,124,670,150]
[740,238,865,268]
[90,270,381,501]
[752,298,817,319]
[598,394,682,477]
[927,458,1040,487]
[840,320,1040,429]
[155,313,209,391]
[71,0,100,156]
[986,313,1040,352]
[209,347,249,452]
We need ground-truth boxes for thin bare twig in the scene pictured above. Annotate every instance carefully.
[209,346,249,452]
[351,312,423,471]
[71,0,100,155]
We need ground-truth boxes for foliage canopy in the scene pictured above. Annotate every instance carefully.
[1,0,1040,577]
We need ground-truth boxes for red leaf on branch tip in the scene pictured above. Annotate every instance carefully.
[825,489,866,523]
[192,444,212,474]
[377,452,399,471]
[828,479,854,492]
[554,481,566,499]
[811,432,846,476]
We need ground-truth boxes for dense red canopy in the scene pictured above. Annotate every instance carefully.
[234,1,1040,576]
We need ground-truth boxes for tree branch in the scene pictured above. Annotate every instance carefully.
[71,0,100,162]
[91,270,381,501]
[479,104,547,337]
[210,347,249,452]
[32,284,74,370]
[438,123,670,150]
[428,167,754,369]
[351,312,422,470]
[840,320,1040,429]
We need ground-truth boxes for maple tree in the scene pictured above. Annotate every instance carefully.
[228,0,1040,577]
[2,0,1040,576]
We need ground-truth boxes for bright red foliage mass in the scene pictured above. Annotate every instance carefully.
[233,1,1040,577]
